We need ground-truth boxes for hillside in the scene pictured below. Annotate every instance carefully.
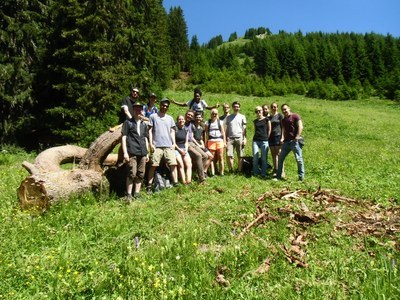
[0,94,399,299]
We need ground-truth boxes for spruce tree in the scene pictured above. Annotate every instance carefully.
[0,0,51,145]
[40,0,171,145]
[168,6,189,71]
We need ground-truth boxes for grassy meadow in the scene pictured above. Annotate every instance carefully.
[0,93,399,299]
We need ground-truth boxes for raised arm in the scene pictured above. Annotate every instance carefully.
[171,99,188,107]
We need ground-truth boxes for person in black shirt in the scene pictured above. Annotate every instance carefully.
[121,102,149,201]
[252,106,271,178]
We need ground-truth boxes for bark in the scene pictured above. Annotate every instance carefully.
[17,127,123,211]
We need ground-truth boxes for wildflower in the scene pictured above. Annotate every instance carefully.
[154,278,161,288]
[175,255,181,260]
[148,265,155,271]
[178,286,184,296]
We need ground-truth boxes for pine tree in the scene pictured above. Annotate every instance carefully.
[0,0,51,145]
[40,0,172,145]
[168,6,189,71]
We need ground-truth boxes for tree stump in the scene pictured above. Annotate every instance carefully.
[17,127,123,211]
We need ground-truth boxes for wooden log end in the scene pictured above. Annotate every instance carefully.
[17,177,50,212]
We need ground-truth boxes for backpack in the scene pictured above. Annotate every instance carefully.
[207,119,222,138]
[154,165,172,192]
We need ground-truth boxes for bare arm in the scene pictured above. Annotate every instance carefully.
[148,126,155,152]
[205,103,220,110]
[122,106,132,119]
[171,99,187,107]
[295,120,303,140]
[267,120,272,139]
[221,122,227,146]
[170,127,176,149]
[122,136,129,162]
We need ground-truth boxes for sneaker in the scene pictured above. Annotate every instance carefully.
[133,192,141,199]
[173,182,179,187]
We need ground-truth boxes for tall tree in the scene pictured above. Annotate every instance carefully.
[168,6,189,71]
[0,0,51,145]
[228,32,238,42]
[39,0,171,145]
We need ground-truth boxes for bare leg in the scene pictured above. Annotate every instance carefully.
[217,149,225,175]
[147,166,156,186]
[134,179,142,194]
[170,165,178,184]
[126,177,133,195]
[176,155,186,184]
[183,155,192,183]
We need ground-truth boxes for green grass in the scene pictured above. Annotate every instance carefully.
[1,94,399,299]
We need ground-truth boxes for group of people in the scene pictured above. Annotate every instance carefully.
[120,87,305,201]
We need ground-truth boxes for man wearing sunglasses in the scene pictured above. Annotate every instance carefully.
[146,98,179,193]
[120,87,141,123]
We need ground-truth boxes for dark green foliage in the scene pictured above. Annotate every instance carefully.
[38,0,172,146]
[2,2,400,148]
[188,30,400,101]
[228,32,237,42]
[168,6,189,71]
[190,35,200,51]
[0,0,51,146]
[207,35,223,49]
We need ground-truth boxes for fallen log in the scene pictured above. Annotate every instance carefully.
[17,127,123,211]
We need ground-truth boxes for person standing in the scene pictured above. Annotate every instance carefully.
[262,104,270,118]
[147,98,178,193]
[121,102,149,201]
[142,92,159,121]
[268,102,284,177]
[171,87,219,117]
[275,104,305,181]
[120,87,141,122]
[219,103,231,121]
[225,101,247,173]
[252,106,271,178]
[205,109,226,176]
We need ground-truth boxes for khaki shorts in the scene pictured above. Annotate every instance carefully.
[227,137,244,158]
[151,147,177,166]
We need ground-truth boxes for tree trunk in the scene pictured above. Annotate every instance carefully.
[17,127,123,211]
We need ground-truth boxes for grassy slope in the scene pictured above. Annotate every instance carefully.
[0,94,399,299]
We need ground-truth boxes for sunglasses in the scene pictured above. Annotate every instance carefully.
[161,104,169,108]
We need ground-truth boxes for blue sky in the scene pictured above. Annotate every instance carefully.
[163,0,400,44]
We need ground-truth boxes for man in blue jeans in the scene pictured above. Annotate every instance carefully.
[275,104,305,181]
